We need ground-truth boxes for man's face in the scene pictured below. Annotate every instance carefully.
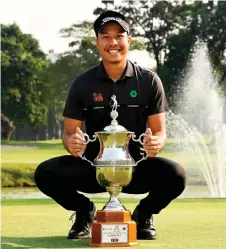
[95,22,131,63]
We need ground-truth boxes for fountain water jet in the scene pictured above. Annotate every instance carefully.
[167,42,226,198]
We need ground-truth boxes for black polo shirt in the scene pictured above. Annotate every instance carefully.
[63,60,168,162]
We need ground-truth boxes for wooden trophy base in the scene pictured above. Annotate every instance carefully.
[89,210,139,247]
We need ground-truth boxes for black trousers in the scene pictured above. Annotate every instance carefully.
[34,155,186,215]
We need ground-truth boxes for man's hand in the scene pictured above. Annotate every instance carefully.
[68,127,87,157]
[143,128,161,158]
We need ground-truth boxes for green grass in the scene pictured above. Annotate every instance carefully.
[1,140,69,187]
[1,198,226,249]
[1,140,68,162]
[1,139,64,147]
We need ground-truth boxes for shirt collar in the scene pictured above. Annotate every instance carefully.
[97,60,135,80]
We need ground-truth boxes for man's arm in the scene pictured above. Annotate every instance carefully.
[147,112,166,151]
[143,112,167,157]
[63,117,84,157]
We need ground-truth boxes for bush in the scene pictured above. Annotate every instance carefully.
[1,163,37,187]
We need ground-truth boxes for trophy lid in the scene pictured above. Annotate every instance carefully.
[104,124,128,132]
[103,95,129,133]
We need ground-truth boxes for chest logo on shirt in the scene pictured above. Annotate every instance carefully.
[93,92,103,102]
[130,90,138,98]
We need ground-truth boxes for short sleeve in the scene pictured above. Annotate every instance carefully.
[147,73,168,115]
[63,78,85,120]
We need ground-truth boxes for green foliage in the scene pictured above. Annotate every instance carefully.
[198,1,226,84]
[1,24,49,126]
[60,21,94,41]
[1,165,36,187]
[130,39,147,50]
[163,1,226,103]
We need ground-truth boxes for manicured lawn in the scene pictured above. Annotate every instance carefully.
[1,140,69,187]
[1,198,226,249]
[1,139,69,162]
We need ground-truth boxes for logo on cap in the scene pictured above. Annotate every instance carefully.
[101,17,124,25]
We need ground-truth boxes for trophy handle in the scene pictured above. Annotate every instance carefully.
[82,133,97,144]
[78,133,97,164]
[132,133,151,164]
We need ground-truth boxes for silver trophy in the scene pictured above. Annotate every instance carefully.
[79,95,150,211]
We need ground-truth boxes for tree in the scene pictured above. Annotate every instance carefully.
[1,24,49,132]
[162,1,226,104]
[198,1,226,84]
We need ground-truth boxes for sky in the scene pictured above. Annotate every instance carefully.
[0,0,155,68]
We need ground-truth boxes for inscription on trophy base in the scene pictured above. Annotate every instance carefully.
[89,211,139,247]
